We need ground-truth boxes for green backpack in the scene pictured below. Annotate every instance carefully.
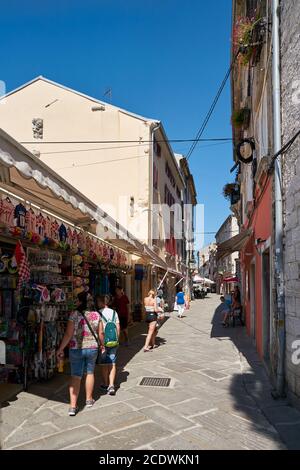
[101,310,119,348]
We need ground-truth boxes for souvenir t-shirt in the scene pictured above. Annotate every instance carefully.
[14,203,27,229]
[59,223,67,242]
[68,310,101,349]
[51,220,60,241]
[36,213,46,237]
[25,208,36,232]
[44,217,52,237]
[0,198,14,226]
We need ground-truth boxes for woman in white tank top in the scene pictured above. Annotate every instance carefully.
[143,290,158,352]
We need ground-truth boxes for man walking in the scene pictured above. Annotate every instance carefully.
[176,287,185,318]
[113,287,130,346]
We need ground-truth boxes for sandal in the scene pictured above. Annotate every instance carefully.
[144,347,152,352]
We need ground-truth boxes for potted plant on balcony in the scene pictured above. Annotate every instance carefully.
[233,15,265,66]
[222,183,240,205]
[231,108,251,129]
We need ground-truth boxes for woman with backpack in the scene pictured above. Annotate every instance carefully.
[96,295,120,396]
[56,291,102,416]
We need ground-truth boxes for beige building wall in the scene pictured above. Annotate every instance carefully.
[0,78,153,243]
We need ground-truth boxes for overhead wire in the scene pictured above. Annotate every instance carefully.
[21,137,232,145]
[42,140,231,160]
[186,51,240,162]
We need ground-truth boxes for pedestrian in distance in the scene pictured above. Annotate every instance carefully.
[176,286,185,318]
[96,295,120,396]
[56,291,102,416]
[113,287,130,346]
[144,290,159,352]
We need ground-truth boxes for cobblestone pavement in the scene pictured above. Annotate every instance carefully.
[1,295,300,450]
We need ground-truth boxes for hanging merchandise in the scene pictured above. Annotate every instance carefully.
[59,223,67,243]
[14,203,27,230]
[0,197,14,227]
[25,207,36,233]
[36,213,46,238]
[44,216,52,238]
[51,220,60,242]
[14,241,30,290]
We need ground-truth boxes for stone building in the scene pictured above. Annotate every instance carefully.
[281,0,300,407]
[226,0,300,407]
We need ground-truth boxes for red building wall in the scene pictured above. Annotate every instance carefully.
[241,177,272,359]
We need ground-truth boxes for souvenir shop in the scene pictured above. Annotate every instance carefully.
[0,130,165,393]
[0,190,131,390]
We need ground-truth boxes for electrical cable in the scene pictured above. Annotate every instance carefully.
[268,129,300,172]
[186,51,240,162]
[20,138,233,145]
[40,140,231,157]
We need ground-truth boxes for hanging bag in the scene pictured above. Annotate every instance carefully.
[79,311,102,364]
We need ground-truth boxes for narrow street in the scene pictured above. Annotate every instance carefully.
[1,295,300,451]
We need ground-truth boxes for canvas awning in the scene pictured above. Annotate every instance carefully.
[0,128,145,256]
[217,229,253,260]
[223,276,238,283]
[142,245,169,270]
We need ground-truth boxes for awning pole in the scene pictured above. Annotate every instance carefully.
[175,277,184,287]
[157,270,168,290]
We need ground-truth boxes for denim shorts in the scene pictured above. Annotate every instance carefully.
[69,348,98,377]
[101,347,118,365]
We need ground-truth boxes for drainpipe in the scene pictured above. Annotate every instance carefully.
[148,123,161,248]
[272,0,285,397]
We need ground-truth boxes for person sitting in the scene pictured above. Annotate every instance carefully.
[232,285,244,326]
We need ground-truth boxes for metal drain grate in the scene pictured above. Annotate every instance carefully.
[139,377,171,387]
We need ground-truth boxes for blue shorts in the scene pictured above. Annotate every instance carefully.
[101,347,118,365]
[69,348,98,377]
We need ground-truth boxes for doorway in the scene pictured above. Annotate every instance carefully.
[249,261,256,342]
[262,249,271,364]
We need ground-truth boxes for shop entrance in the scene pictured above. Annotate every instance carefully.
[249,261,256,343]
[262,249,271,364]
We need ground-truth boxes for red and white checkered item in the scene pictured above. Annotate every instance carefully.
[14,241,30,289]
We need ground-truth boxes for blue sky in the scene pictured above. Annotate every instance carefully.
[0,0,233,247]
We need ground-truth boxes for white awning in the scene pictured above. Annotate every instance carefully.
[0,128,145,256]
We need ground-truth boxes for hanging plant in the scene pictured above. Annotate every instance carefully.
[233,15,265,66]
[231,107,251,129]
[223,183,239,201]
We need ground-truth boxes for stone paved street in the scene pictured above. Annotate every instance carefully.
[1,295,300,450]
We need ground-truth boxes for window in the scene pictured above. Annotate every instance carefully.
[164,185,175,207]
[153,164,158,190]
[154,138,161,157]
[246,0,257,16]
[165,162,176,188]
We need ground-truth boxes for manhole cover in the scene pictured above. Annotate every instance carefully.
[139,377,171,387]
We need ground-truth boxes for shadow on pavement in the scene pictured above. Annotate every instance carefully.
[0,317,170,410]
[210,300,300,450]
